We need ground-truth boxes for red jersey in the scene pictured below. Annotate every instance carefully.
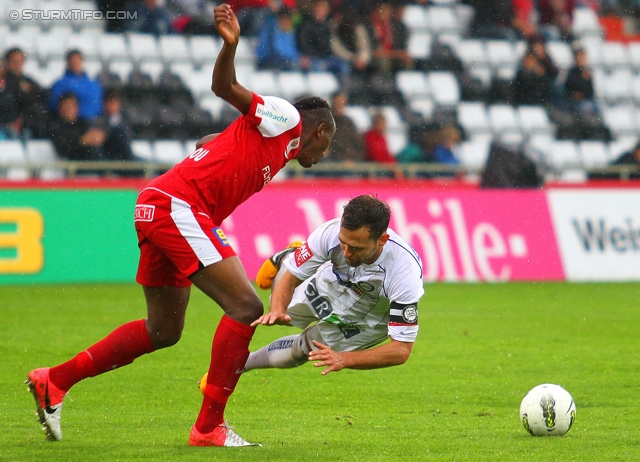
[147,93,301,224]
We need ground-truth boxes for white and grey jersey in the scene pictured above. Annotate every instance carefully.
[283,218,424,346]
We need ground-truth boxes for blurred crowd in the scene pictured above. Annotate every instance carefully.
[1,0,640,178]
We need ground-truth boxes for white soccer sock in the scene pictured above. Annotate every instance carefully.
[243,334,308,371]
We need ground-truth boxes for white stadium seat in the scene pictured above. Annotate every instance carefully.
[578,141,609,168]
[343,106,372,132]
[396,71,430,100]
[127,33,161,63]
[547,140,582,169]
[99,34,130,62]
[278,72,309,101]
[402,5,429,32]
[518,106,554,137]
[0,140,30,180]
[457,138,491,170]
[457,102,491,137]
[307,72,340,100]
[159,35,191,64]
[154,140,186,165]
[26,140,64,180]
[428,72,460,106]
[131,140,154,161]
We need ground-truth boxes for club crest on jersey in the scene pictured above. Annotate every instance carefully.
[134,204,155,222]
[294,242,313,266]
[212,227,229,246]
[285,137,300,159]
[256,104,288,125]
[402,305,418,323]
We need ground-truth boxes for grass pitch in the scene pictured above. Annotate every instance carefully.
[1,282,638,461]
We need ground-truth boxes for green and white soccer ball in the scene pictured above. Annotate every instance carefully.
[520,384,576,436]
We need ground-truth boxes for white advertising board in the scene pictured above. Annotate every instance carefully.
[548,190,640,281]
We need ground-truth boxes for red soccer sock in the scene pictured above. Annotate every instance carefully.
[195,315,255,434]
[48,319,155,392]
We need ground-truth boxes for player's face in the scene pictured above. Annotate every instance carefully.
[297,122,335,168]
[338,226,388,267]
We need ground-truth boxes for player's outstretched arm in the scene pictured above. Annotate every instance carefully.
[251,270,302,327]
[211,4,253,114]
[309,339,413,375]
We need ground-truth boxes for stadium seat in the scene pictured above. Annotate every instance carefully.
[608,137,637,161]
[402,5,429,32]
[407,32,433,60]
[627,42,640,71]
[547,140,582,170]
[278,72,309,101]
[385,130,408,155]
[36,59,66,88]
[159,35,191,65]
[131,140,154,161]
[546,41,574,71]
[453,40,489,70]
[378,106,406,132]
[601,70,634,104]
[486,40,517,74]
[518,105,554,137]
[601,41,630,71]
[108,60,134,83]
[343,106,372,132]
[247,71,278,98]
[306,72,340,101]
[199,95,225,121]
[602,105,637,138]
[127,33,161,64]
[457,102,491,137]
[36,30,69,62]
[235,38,256,65]
[139,61,165,84]
[408,97,435,121]
[457,138,491,170]
[427,6,459,36]
[0,140,30,180]
[154,140,186,165]
[189,36,221,67]
[571,7,603,38]
[25,139,64,180]
[578,140,609,168]
[70,31,101,60]
[396,71,430,100]
[5,30,38,58]
[428,72,460,106]
[488,104,521,136]
[99,34,130,63]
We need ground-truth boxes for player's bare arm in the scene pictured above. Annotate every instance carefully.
[250,270,302,327]
[195,133,219,149]
[212,4,253,115]
[309,339,413,375]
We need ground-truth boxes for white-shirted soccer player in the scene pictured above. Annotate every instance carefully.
[26,3,335,447]
[246,195,424,374]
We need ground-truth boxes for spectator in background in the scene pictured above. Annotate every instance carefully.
[0,66,20,140]
[128,0,175,35]
[256,7,303,71]
[48,93,106,162]
[49,50,103,121]
[528,35,560,97]
[563,47,598,116]
[364,112,403,178]
[227,0,294,37]
[366,2,413,74]
[166,0,217,35]
[325,91,366,163]
[297,0,349,76]
[610,142,640,179]
[537,0,576,41]
[432,126,462,165]
[512,51,552,106]
[330,4,373,75]
[4,47,49,138]
[94,89,135,162]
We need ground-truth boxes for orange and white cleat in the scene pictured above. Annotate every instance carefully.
[255,241,303,290]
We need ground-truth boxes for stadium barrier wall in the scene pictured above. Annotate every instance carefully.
[1,180,639,284]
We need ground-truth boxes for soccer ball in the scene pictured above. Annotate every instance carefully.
[520,384,576,436]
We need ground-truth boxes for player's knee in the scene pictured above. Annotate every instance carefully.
[147,323,183,349]
[225,293,263,325]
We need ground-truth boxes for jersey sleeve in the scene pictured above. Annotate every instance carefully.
[386,238,424,343]
[246,93,301,139]
[283,218,340,281]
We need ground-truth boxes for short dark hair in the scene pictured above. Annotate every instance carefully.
[104,88,121,102]
[5,47,24,61]
[66,49,82,61]
[58,92,78,105]
[341,195,391,240]
[294,95,334,131]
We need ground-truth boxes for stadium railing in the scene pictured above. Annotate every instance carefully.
[1,161,639,181]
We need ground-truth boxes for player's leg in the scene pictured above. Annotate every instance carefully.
[188,257,263,446]
[243,326,315,371]
[25,285,188,442]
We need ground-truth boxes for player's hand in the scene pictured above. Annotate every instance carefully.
[250,311,291,327]
[214,4,240,46]
[309,340,345,375]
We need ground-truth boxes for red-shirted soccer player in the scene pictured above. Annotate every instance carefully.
[26,3,335,447]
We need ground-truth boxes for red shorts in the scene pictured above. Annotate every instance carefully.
[134,187,236,287]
